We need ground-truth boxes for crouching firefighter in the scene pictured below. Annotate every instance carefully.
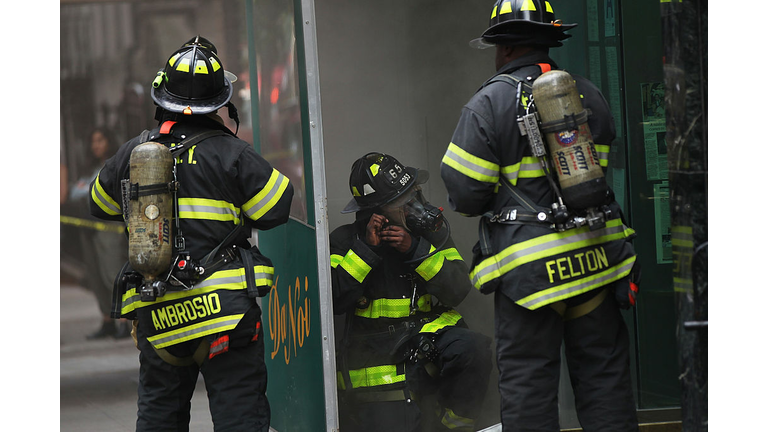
[331,152,492,432]
[441,1,642,430]
[89,36,293,432]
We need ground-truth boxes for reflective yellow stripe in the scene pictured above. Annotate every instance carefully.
[420,310,462,333]
[370,163,380,176]
[442,143,499,183]
[415,246,463,281]
[329,254,344,268]
[520,0,537,12]
[355,295,432,319]
[671,237,694,248]
[338,250,372,283]
[441,407,475,430]
[673,276,693,293]
[90,173,122,216]
[336,365,406,390]
[594,144,610,167]
[209,57,221,72]
[147,314,243,349]
[500,1,513,14]
[491,5,498,18]
[517,256,636,309]
[60,215,125,233]
[121,267,252,315]
[545,1,554,13]
[470,219,635,289]
[176,58,191,72]
[243,168,290,221]
[178,198,240,223]
[253,265,275,287]
[501,156,545,185]
[672,225,694,293]
[194,60,209,74]
[168,53,181,67]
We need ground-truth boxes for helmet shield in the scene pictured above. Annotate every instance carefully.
[470,0,577,49]
[341,153,429,214]
[151,36,235,115]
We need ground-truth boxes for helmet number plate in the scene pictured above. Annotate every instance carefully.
[385,162,410,188]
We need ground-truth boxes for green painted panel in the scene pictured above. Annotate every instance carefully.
[246,0,329,429]
[259,221,326,431]
[552,0,681,410]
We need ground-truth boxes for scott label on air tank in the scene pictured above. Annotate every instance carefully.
[532,70,608,210]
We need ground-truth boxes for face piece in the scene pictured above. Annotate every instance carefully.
[379,187,444,234]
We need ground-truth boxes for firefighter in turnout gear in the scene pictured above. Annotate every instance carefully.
[331,153,492,432]
[89,36,293,431]
[440,1,641,430]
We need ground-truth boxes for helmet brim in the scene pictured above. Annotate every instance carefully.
[470,21,577,50]
[341,168,429,214]
[151,76,234,115]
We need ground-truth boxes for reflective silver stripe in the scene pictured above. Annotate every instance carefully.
[594,144,609,167]
[91,175,121,216]
[243,169,289,221]
[518,159,544,177]
[147,314,243,349]
[253,266,274,285]
[178,198,240,223]
[517,257,636,309]
[502,168,520,184]
[501,158,545,185]
[442,143,499,183]
[471,221,629,288]
[193,273,246,290]
[121,269,248,315]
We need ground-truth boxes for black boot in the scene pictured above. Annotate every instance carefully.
[87,320,117,340]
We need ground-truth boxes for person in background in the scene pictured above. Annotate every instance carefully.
[67,127,130,339]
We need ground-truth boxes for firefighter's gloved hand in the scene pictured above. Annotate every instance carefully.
[614,261,641,309]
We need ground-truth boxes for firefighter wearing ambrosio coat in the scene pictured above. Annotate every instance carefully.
[440,1,641,431]
[331,152,492,432]
[89,36,293,431]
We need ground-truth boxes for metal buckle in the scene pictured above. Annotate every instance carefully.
[493,208,517,223]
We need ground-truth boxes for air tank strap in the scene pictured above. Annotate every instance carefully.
[153,339,210,367]
[549,288,608,320]
[539,109,591,133]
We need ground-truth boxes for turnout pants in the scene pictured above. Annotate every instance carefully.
[135,305,270,432]
[340,326,492,432]
[494,284,638,432]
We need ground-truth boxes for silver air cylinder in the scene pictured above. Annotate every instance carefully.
[532,70,608,210]
[127,142,174,282]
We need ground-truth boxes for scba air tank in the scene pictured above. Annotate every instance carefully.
[128,142,174,282]
[532,70,608,211]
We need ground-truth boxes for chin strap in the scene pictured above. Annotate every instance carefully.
[226,102,240,135]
